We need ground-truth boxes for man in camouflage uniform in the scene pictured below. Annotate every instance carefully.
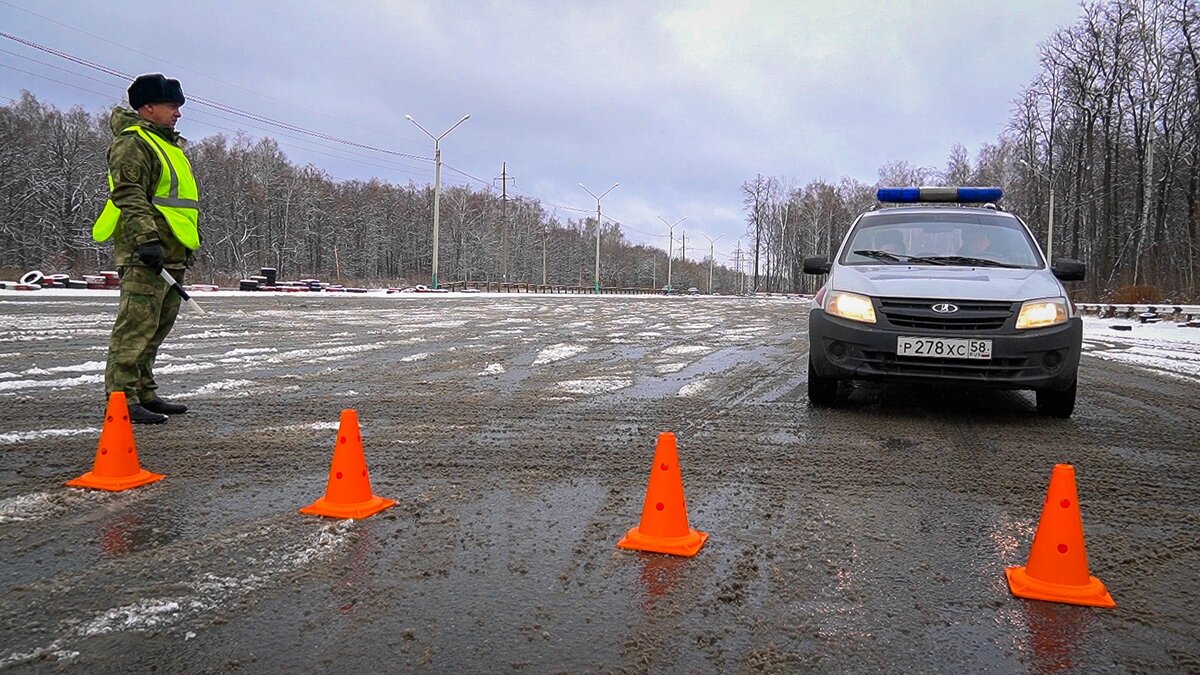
[96,74,200,424]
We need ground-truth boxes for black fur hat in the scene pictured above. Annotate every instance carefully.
[128,73,185,109]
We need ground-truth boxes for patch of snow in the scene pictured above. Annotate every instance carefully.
[73,521,353,639]
[0,373,104,392]
[662,345,711,355]
[400,352,430,362]
[533,343,588,365]
[479,363,505,376]
[557,377,632,395]
[174,380,256,399]
[221,347,278,357]
[407,320,468,329]
[17,361,105,376]
[0,428,98,445]
[0,492,58,522]
[262,421,340,432]
[173,330,253,340]
[677,379,710,397]
[156,362,218,375]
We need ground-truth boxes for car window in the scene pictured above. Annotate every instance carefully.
[841,212,1042,268]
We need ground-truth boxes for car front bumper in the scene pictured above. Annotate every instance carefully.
[808,309,1081,391]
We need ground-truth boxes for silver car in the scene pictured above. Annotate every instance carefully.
[803,187,1085,417]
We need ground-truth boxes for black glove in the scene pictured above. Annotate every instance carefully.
[136,241,164,274]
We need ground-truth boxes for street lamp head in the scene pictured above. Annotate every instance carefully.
[405,114,414,121]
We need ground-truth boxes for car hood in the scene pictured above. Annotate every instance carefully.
[832,265,1064,301]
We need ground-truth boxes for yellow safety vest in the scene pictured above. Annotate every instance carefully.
[92,125,200,250]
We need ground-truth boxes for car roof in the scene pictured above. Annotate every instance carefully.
[864,205,1019,219]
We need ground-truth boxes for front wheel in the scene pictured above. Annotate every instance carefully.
[1036,379,1077,418]
[808,359,839,406]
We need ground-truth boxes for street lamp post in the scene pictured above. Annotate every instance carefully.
[702,234,723,294]
[406,113,470,288]
[658,215,686,292]
[579,182,618,293]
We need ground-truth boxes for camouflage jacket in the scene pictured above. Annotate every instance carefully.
[105,108,195,270]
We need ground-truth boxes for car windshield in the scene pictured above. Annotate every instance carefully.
[841,211,1042,268]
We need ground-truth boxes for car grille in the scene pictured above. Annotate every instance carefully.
[878,298,1015,331]
[861,350,1031,380]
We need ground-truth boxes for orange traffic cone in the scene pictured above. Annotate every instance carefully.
[300,409,396,519]
[66,392,165,491]
[618,432,708,557]
[1005,464,1115,608]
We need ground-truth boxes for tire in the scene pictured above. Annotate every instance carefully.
[808,358,839,406]
[1036,379,1077,418]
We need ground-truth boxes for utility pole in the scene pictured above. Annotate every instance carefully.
[733,240,745,294]
[541,225,548,286]
[493,163,516,283]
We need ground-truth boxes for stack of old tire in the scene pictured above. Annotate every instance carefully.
[83,272,119,289]
[2,270,86,290]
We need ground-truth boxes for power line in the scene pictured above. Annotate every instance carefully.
[0,28,659,243]
[0,0,427,151]
[0,61,115,101]
[0,31,431,162]
[0,46,124,89]
[0,57,442,186]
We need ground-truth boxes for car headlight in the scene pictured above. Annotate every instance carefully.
[1016,297,1068,329]
[825,290,876,324]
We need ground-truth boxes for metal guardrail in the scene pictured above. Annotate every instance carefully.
[1077,302,1200,322]
[442,281,663,294]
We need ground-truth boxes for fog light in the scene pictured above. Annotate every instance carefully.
[1043,350,1062,368]
[830,341,847,358]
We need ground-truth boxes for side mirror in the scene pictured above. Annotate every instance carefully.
[1051,258,1086,282]
[803,256,831,275]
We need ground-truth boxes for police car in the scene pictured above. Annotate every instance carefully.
[803,187,1085,417]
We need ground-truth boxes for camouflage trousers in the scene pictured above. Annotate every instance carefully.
[104,266,184,405]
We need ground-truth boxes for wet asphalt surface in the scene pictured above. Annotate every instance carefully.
[0,293,1197,673]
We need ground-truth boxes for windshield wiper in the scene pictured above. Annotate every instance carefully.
[853,249,903,263]
[917,255,1022,268]
[854,250,953,265]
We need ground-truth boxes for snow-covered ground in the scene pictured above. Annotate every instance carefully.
[1082,316,1200,383]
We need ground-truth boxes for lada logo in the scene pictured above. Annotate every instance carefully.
[931,303,959,314]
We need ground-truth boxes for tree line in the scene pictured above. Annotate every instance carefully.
[0,91,740,292]
[743,0,1199,302]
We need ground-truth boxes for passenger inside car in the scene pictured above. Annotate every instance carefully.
[960,228,994,256]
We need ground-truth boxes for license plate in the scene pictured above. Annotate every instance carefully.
[896,336,992,360]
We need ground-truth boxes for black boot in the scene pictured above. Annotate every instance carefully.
[128,404,168,424]
[141,397,188,415]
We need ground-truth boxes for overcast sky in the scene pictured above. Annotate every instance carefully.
[2,0,1083,260]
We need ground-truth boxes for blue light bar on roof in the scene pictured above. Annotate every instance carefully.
[876,187,1003,203]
